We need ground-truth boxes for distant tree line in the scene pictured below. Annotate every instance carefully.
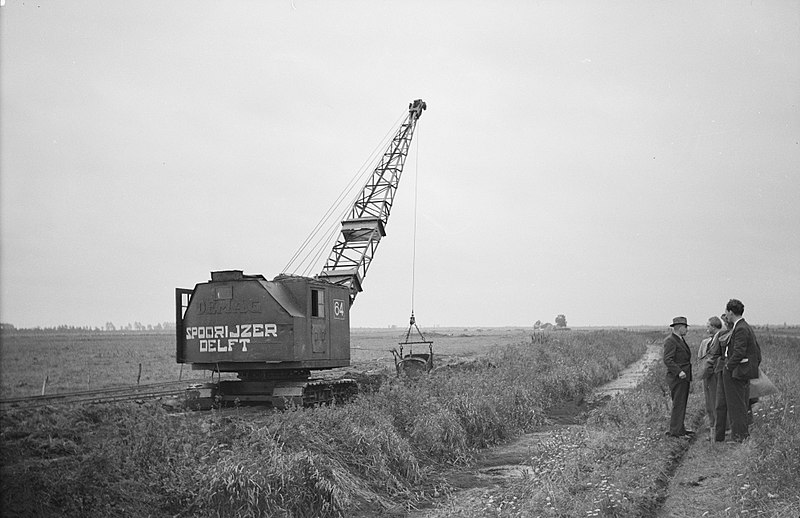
[0,322,176,334]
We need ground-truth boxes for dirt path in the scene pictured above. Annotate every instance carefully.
[656,436,750,518]
[408,344,663,517]
[655,398,767,517]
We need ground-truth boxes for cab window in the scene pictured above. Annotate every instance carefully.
[311,289,325,317]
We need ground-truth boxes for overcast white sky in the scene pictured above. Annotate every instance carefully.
[1,1,798,329]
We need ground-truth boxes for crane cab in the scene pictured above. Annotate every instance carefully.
[176,270,352,405]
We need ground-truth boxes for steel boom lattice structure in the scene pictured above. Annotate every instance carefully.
[318,99,426,303]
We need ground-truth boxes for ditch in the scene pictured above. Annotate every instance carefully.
[407,343,680,517]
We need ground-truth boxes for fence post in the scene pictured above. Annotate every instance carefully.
[41,373,49,396]
[137,363,142,385]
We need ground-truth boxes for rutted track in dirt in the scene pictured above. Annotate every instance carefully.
[408,343,663,517]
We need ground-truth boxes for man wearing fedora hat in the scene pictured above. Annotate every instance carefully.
[663,316,694,438]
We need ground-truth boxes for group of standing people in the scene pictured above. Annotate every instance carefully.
[663,298,762,442]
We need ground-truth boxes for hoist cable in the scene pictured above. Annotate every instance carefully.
[401,120,430,348]
[410,122,421,314]
[405,117,431,346]
[284,111,405,275]
[301,219,341,278]
[283,110,406,275]
[295,218,339,277]
[283,160,372,274]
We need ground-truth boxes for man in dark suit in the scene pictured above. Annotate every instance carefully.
[663,316,694,438]
[715,299,761,442]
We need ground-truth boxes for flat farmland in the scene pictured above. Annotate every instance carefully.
[0,332,185,398]
[0,327,536,399]
[3,328,797,516]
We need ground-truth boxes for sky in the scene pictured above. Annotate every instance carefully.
[1,0,799,329]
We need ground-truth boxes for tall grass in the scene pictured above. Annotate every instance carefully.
[738,333,800,515]
[484,331,800,517]
[1,330,645,517]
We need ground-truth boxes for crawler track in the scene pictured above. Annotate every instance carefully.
[0,379,208,409]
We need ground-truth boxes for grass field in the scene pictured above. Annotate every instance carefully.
[2,327,796,517]
[0,327,547,398]
[1,328,648,517]
[0,332,182,397]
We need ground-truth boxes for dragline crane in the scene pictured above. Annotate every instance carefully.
[175,99,426,408]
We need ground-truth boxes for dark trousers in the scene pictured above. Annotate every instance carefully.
[703,373,717,429]
[715,368,750,441]
[669,378,690,435]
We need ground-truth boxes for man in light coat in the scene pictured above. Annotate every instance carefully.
[698,316,723,430]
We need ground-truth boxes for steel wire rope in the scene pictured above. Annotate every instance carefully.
[282,110,407,276]
[291,156,376,277]
[308,117,409,278]
[291,209,343,277]
[299,111,407,279]
[299,216,343,277]
[401,117,430,347]
[283,169,364,274]
[282,165,369,275]
[298,144,389,278]
[286,110,406,274]
[409,121,421,315]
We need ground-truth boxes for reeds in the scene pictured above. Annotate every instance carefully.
[0,330,659,517]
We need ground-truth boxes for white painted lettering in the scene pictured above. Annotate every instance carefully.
[188,323,279,353]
